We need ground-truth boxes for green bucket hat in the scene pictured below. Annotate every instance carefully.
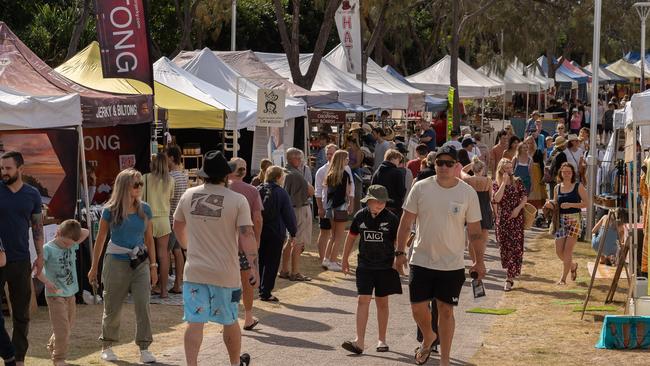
[361,185,392,203]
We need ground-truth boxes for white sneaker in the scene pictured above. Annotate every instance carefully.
[100,348,118,362]
[327,261,342,272]
[321,259,331,270]
[140,349,156,364]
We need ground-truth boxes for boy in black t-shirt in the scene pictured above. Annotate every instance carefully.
[341,185,402,355]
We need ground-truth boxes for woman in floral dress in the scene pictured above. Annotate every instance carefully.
[493,158,528,291]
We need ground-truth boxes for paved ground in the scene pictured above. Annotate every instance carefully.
[156,229,542,365]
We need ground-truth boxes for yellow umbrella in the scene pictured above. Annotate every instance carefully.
[56,42,225,129]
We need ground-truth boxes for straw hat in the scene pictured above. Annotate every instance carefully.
[567,134,579,142]
[350,122,363,132]
[554,136,567,149]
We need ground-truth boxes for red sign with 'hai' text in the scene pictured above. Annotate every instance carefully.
[95,0,152,86]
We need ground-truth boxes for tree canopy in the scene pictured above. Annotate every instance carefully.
[0,0,645,75]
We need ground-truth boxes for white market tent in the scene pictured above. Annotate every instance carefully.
[479,64,540,121]
[154,57,258,131]
[479,64,539,93]
[606,59,642,80]
[174,48,308,122]
[255,52,392,108]
[584,63,630,84]
[405,55,505,98]
[324,44,425,110]
[0,86,93,243]
[0,87,82,130]
[634,60,650,74]
[520,61,555,90]
[630,91,650,147]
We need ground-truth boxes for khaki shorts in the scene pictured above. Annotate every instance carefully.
[293,205,313,247]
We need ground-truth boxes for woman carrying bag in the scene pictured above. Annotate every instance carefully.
[88,168,158,363]
[322,150,355,270]
[493,158,528,292]
[544,162,588,285]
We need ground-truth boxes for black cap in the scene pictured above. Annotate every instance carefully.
[461,137,475,148]
[197,150,231,179]
[395,142,408,154]
[435,145,458,161]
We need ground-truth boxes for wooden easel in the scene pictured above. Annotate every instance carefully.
[581,208,623,319]
[605,236,631,304]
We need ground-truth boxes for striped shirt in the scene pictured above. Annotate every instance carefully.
[169,169,189,223]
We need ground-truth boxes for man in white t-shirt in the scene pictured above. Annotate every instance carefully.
[395,145,486,366]
[173,151,257,366]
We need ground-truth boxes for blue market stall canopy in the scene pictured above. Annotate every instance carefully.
[537,55,585,86]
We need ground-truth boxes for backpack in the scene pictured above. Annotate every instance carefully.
[258,183,278,222]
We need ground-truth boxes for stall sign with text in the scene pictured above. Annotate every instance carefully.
[257,89,286,128]
[308,110,347,124]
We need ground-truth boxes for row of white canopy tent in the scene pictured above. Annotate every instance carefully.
[324,44,425,110]
[255,51,393,109]
[0,87,82,130]
[172,48,308,130]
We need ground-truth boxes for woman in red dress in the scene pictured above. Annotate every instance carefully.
[493,158,528,291]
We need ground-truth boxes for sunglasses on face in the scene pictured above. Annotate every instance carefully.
[435,159,456,168]
[133,181,144,188]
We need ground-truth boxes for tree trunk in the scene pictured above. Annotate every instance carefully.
[65,0,92,61]
[451,0,461,131]
[272,0,341,89]
[172,0,201,57]
[363,0,389,68]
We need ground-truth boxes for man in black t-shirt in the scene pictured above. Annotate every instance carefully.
[340,185,402,355]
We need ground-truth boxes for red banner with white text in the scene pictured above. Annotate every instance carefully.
[95,0,152,86]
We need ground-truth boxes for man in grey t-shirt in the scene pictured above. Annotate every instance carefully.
[372,127,391,172]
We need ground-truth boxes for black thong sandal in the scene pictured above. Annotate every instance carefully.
[260,295,279,302]
[376,344,389,352]
[240,353,250,366]
[414,344,434,365]
[342,340,363,354]
[243,319,259,331]
[290,273,312,282]
[414,332,437,365]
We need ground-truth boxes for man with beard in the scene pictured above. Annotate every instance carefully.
[0,151,44,366]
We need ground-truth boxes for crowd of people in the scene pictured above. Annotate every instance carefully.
[0,104,605,366]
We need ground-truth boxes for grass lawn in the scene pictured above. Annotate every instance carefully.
[471,231,649,365]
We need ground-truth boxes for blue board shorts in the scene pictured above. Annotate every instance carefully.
[183,282,241,325]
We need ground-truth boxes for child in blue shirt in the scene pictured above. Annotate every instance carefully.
[37,219,89,366]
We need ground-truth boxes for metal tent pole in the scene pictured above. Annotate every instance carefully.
[587,0,602,238]
[231,0,237,51]
[635,2,650,91]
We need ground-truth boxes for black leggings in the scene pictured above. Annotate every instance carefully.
[258,234,286,299]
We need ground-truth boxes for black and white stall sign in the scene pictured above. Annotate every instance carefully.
[257,89,286,127]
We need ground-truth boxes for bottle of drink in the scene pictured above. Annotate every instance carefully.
[471,271,486,298]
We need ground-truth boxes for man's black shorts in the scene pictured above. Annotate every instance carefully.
[319,217,332,230]
[356,267,403,297]
[408,265,465,306]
